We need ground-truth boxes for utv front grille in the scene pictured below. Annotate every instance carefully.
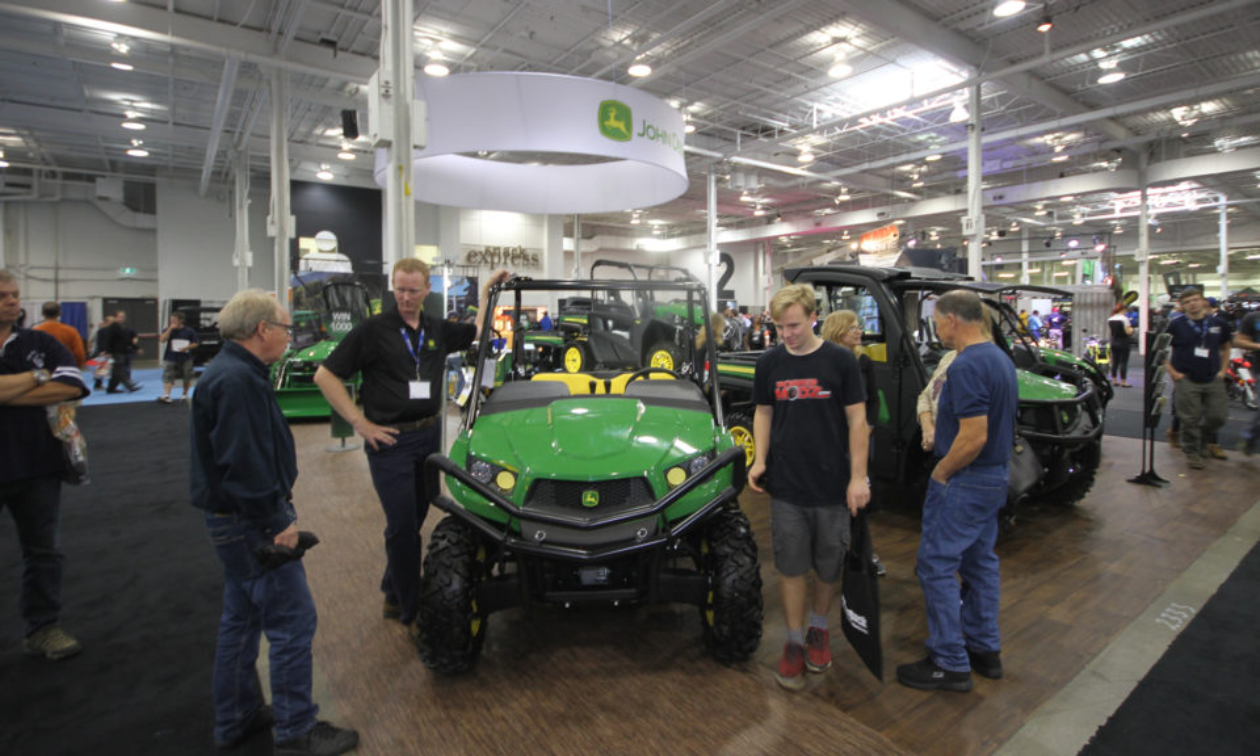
[526,478,655,514]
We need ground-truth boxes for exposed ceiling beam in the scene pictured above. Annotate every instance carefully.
[0,0,378,83]
[827,0,1133,142]
[199,57,240,197]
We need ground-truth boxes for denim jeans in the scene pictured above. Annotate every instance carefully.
[0,474,63,636]
[916,465,1006,672]
[365,424,440,624]
[206,509,318,746]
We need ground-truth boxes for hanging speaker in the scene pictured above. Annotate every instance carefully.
[340,109,360,141]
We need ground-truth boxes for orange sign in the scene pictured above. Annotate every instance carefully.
[859,224,901,254]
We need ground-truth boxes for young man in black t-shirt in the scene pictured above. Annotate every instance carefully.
[1235,309,1260,454]
[749,284,870,690]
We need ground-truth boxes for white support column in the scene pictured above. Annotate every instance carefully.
[269,69,292,307]
[380,0,416,282]
[573,215,582,278]
[966,84,984,277]
[1219,194,1229,299]
[707,169,719,309]
[1137,150,1150,355]
[1020,227,1030,284]
[233,151,251,292]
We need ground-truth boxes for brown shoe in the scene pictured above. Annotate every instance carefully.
[23,625,81,660]
[1187,455,1206,470]
[1207,443,1229,460]
[1166,428,1181,449]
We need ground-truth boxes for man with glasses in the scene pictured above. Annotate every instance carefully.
[191,290,358,756]
[898,289,1017,693]
[314,260,508,635]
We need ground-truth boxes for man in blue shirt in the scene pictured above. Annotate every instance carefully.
[1166,286,1232,468]
[0,269,90,661]
[191,290,358,756]
[898,290,1017,693]
[158,310,199,403]
[1027,310,1043,342]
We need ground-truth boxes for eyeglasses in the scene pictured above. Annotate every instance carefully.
[266,321,295,333]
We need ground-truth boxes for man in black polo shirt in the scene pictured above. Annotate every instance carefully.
[0,269,91,660]
[314,260,508,630]
[1166,286,1232,469]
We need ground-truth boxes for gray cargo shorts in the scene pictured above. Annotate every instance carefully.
[770,498,851,583]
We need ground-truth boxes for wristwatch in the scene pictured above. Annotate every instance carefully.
[32,369,50,385]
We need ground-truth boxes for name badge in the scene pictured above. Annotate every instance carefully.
[409,381,431,400]
[1194,347,1210,359]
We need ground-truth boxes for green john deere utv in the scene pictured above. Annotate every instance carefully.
[419,275,762,674]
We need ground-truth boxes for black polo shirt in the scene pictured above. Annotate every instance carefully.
[1168,313,1232,383]
[1,327,90,483]
[321,308,475,425]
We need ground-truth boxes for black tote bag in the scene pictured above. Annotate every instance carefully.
[840,510,882,681]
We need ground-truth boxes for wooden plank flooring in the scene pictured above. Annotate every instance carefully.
[289,423,1257,756]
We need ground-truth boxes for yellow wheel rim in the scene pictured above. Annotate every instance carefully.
[730,425,755,468]
[564,346,583,373]
[650,349,674,371]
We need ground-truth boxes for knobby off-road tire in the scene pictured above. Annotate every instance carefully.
[417,517,488,675]
[647,340,684,373]
[699,508,764,663]
[725,410,755,470]
[1038,439,1101,507]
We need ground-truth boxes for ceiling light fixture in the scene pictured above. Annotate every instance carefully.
[993,1,1026,19]
[1051,154,1069,162]
[337,150,355,160]
[110,39,130,55]
[121,120,145,130]
[316,164,334,181]
[126,148,149,157]
[925,154,942,162]
[797,148,815,164]
[110,62,134,71]
[1097,71,1127,85]
[949,101,970,123]
[423,61,450,77]
[627,60,652,77]
[753,205,766,217]
[1036,14,1054,33]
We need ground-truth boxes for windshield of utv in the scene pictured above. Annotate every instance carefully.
[467,277,720,422]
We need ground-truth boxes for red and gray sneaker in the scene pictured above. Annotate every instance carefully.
[775,642,807,690]
[805,627,832,672]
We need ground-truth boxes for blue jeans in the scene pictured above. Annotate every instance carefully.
[205,509,318,746]
[0,474,64,636]
[916,465,1006,672]
[365,425,440,624]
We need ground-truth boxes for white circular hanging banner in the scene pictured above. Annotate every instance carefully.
[374,72,689,214]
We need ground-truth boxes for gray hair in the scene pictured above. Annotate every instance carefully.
[936,290,984,324]
[218,289,281,341]
[0,269,16,286]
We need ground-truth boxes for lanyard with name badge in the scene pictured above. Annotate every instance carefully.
[1193,317,1212,360]
[401,326,431,400]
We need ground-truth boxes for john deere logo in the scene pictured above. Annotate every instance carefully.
[581,489,600,508]
[599,100,632,142]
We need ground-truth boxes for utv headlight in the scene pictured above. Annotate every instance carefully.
[469,457,516,494]
[666,452,715,489]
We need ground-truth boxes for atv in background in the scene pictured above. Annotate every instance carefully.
[270,277,373,418]
[717,265,1104,514]
[546,260,714,375]
[419,276,761,674]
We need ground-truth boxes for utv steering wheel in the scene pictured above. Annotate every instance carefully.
[626,366,683,383]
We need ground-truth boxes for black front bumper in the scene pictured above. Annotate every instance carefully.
[423,446,747,562]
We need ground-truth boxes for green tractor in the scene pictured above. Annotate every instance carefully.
[717,265,1105,513]
[270,278,373,418]
[419,276,761,674]
[544,260,712,376]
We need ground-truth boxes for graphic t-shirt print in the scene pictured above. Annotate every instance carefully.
[775,378,832,401]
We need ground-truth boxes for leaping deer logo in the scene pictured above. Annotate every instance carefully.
[599,100,632,142]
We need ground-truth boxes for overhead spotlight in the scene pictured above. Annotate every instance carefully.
[110,62,135,71]
[993,1,1026,19]
[121,120,145,131]
[949,101,970,123]
[1055,229,1063,239]
[337,150,356,161]
[110,39,131,55]
[316,164,334,181]
[1095,243,1108,253]
[753,205,766,217]
[925,154,942,162]
[126,148,149,158]
[1067,238,1080,249]
[828,54,853,78]
[797,149,815,164]
[1051,154,1070,163]
[911,181,925,188]
[739,190,752,202]
[627,60,652,77]
[423,61,450,77]
[841,229,851,240]
[1097,71,1127,85]
[907,238,918,248]
[1036,14,1053,32]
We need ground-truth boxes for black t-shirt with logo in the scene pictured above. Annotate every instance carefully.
[752,341,865,507]
[321,308,475,424]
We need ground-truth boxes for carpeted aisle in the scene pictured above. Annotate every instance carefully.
[1078,541,1260,756]
[0,403,262,756]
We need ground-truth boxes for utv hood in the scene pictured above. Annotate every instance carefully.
[1017,369,1079,402]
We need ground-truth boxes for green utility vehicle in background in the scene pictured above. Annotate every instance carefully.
[541,260,711,375]
[271,278,374,418]
[717,266,1106,513]
[420,276,761,674]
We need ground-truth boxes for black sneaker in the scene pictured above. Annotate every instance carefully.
[275,721,359,756]
[896,657,973,692]
[125,382,144,392]
[967,648,1003,680]
[217,705,274,751]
